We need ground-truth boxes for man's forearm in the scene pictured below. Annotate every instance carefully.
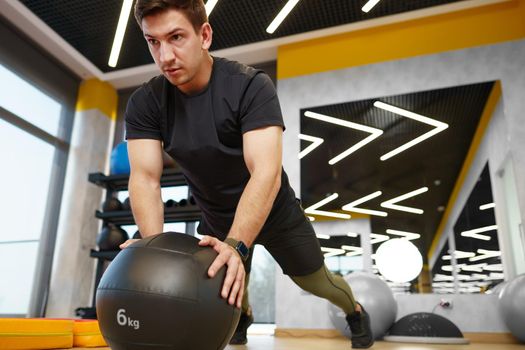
[227,171,281,247]
[129,174,164,237]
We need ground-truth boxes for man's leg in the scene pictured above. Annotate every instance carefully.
[291,265,374,348]
[229,247,255,345]
[291,264,356,314]
[262,215,374,349]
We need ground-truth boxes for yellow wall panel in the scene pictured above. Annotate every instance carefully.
[278,0,525,79]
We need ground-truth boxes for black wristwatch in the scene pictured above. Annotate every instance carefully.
[224,238,249,262]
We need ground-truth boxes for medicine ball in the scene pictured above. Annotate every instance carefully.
[96,232,240,350]
[102,198,122,212]
[110,142,130,175]
[97,225,128,251]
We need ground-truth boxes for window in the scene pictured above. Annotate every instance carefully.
[0,64,62,137]
[0,62,70,315]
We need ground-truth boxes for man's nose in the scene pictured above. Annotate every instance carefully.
[159,43,175,64]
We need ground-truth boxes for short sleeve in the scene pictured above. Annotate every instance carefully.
[125,85,162,140]
[239,72,285,133]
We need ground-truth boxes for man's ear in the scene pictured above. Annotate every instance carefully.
[200,23,213,50]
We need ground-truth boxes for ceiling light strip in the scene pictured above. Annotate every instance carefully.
[442,250,475,260]
[469,248,502,262]
[380,187,428,214]
[304,193,351,219]
[461,225,498,241]
[342,207,388,217]
[321,247,346,258]
[488,272,505,280]
[108,0,134,68]
[479,203,495,210]
[483,264,503,272]
[374,101,449,161]
[461,231,491,241]
[386,229,421,240]
[341,245,363,257]
[205,0,219,16]
[266,0,301,34]
[304,111,383,165]
[362,0,381,13]
[370,233,389,245]
[461,263,487,272]
[344,191,382,206]
[298,134,324,159]
[433,274,454,281]
[342,191,388,217]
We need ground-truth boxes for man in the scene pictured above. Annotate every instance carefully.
[120,0,374,348]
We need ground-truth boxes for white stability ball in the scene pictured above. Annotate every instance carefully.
[498,274,525,342]
[328,271,397,339]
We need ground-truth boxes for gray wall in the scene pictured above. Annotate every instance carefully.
[276,39,525,332]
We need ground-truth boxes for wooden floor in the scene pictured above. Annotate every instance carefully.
[72,335,525,350]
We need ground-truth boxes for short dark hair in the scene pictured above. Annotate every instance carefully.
[134,0,207,32]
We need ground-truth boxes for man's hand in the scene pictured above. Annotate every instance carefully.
[199,235,245,308]
[119,239,140,249]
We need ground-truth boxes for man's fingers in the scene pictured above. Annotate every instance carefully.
[208,251,230,278]
[199,236,221,252]
[198,235,213,246]
[236,274,245,308]
[221,257,240,299]
[229,271,244,307]
[119,239,139,249]
[202,239,246,307]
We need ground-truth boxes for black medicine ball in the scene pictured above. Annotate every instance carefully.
[102,197,122,212]
[96,225,128,251]
[96,232,240,350]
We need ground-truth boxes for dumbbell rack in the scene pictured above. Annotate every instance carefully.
[90,171,202,225]
[82,168,201,317]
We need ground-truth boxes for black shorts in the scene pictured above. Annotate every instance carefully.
[253,201,324,277]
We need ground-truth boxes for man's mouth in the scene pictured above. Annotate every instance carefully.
[165,67,180,74]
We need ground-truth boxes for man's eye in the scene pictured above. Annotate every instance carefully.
[148,39,158,45]
[171,35,181,41]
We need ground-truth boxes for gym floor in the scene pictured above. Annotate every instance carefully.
[70,336,524,350]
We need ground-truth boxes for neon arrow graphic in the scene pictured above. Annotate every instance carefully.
[304,111,383,165]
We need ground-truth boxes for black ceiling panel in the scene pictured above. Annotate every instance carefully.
[21,0,464,72]
[300,81,495,258]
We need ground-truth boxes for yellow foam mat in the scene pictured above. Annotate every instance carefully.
[0,318,74,349]
[73,320,107,347]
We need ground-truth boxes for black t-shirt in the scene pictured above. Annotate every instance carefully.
[125,57,300,239]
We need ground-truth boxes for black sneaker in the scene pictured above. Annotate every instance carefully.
[229,310,254,345]
[346,303,374,349]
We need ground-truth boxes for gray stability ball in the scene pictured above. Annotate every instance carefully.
[328,271,397,339]
[498,273,525,342]
[96,232,240,350]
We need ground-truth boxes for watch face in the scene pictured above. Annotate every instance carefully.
[237,242,249,258]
